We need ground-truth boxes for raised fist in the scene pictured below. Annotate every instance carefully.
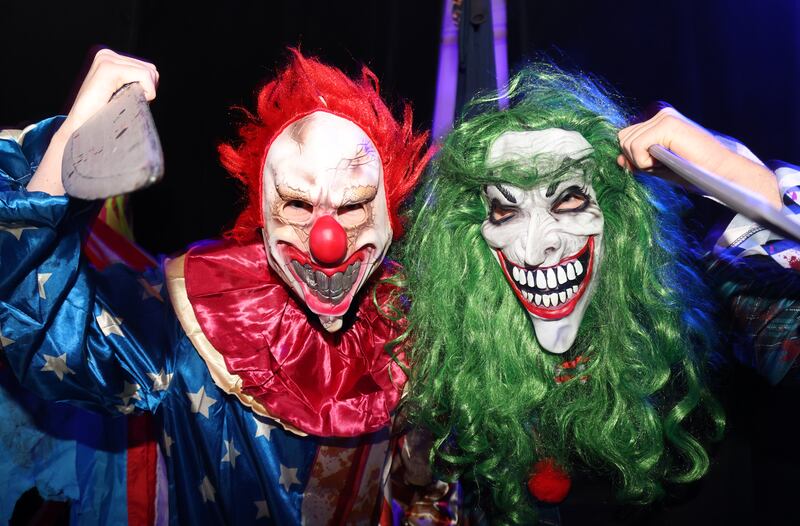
[61,49,159,137]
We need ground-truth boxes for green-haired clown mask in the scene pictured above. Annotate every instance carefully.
[481,129,603,353]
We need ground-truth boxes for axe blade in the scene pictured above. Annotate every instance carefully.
[61,83,164,200]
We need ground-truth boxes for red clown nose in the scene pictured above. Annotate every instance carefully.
[309,215,348,265]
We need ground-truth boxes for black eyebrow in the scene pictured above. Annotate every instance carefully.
[545,183,560,198]
[495,184,517,203]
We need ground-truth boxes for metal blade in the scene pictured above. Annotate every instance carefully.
[61,83,164,200]
[648,144,800,242]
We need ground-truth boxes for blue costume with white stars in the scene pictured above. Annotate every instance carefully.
[0,118,399,525]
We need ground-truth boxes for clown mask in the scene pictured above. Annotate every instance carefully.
[262,111,392,332]
[480,129,603,353]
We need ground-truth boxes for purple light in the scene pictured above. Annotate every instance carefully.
[432,0,459,141]
[432,0,509,141]
[492,0,509,109]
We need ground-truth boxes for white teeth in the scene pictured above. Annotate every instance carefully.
[546,268,557,289]
[521,257,586,304]
[536,270,547,289]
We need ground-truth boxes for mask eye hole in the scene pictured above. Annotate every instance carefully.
[489,199,516,225]
[552,187,589,213]
[337,202,368,227]
[282,199,314,222]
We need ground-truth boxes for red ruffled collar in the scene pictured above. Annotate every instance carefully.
[183,239,407,437]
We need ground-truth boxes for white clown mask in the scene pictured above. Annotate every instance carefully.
[480,129,604,353]
[262,111,392,332]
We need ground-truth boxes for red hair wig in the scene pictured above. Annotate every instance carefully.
[219,50,433,242]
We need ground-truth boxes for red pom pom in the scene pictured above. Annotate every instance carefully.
[527,458,571,503]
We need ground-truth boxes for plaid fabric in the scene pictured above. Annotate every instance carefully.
[706,161,800,385]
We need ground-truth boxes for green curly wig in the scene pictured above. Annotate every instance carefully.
[400,65,725,524]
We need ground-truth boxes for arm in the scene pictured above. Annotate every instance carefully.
[620,108,800,383]
[0,50,173,414]
[617,106,782,209]
[27,49,159,195]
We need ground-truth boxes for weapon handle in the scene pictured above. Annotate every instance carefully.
[648,144,800,242]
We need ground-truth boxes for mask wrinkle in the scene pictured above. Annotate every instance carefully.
[524,207,562,267]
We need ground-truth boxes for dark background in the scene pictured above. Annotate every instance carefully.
[2,1,799,524]
[0,0,443,255]
[506,0,800,164]
[2,0,799,254]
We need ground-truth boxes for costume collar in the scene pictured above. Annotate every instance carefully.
[165,238,407,437]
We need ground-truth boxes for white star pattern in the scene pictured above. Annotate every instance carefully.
[163,431,174,457]
[138,278,164,302]
[148,369,173,391]
[0,223,36,240]
[40,353,76,381]
[253,417,274,440]
[199,476,216,503]
[279,464,300,492]
[37,272,52,299]
[96,308,124,337]
[115,403,135,414]
[186,386,217,418]
[221,439,241,468]
[254,500,270,519]
[0,324,14,349]
[117,381,141,405]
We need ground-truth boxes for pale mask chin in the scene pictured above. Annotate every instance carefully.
[480,128,604,354]
[261,111,392,332]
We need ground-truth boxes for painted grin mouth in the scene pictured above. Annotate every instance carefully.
[290,259,362,305]
[497,236,595,320]
[279,244,373,316]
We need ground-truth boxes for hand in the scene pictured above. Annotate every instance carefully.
[617,106,730,174]
[617,106,782,209]
[27,49,159,195]
[61,49,159,136]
